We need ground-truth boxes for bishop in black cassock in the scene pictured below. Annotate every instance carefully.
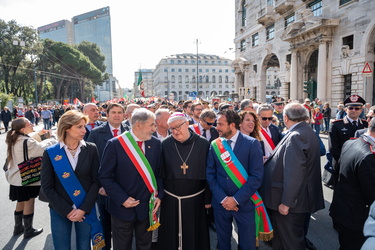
[157,113,210,250]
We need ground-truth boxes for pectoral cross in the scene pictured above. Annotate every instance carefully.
[181,162,188,174]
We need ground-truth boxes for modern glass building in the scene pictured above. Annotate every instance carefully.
[72,7,113,75]
[37,6,116,101]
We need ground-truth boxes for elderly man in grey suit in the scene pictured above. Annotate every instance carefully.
[260,103,325,250]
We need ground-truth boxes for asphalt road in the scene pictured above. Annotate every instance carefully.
[0,124,339,249]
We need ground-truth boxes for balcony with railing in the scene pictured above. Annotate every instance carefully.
[257,5,275,26]
[274,0,296,15]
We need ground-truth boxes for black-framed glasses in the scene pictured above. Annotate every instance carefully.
[347,107,362,111]
[203,119,215,126]
[261,117,273,121]
[169,121,186,132]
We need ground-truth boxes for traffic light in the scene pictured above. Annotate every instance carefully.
[303,81,311,94]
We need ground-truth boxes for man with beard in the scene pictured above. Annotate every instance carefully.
[206,110,264,250]
[158,113,210,250]
[189,103,203,125]
[99,108,163,250]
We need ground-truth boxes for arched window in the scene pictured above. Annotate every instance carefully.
[219,76,222,83]
[192,76,196,83]
[206,76,209,83]
[212,76,216,83]
[185,76,189,83]
[225,76,229,83]
[171,75,175,83]
[199,76,203,83]
[178,75,182,83]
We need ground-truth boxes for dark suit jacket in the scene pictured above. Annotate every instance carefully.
[206,132,264,213]
[87,122,127,158]
[1,110,12,122]
[261,122,324,213]
[330,137,375,230]
[84,121,103,141]
[98,135,164,221]
[268,123,282,146]
[41,142,100,217]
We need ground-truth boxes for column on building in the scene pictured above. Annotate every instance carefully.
[317,40,328,100]
[290,51,298,100]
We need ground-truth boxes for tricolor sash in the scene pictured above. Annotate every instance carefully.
[191,124,201,135]
[46,144,105,250]
[260,128,275,157]
[211,138,273,245]
[117,131,160,231]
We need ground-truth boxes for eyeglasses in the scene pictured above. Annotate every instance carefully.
[169,121,186,132]
[203,119,215,126]
[194,109,203,112]
[347,107,362,111]
[261,117,273,121]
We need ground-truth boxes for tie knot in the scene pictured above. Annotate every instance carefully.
[113,129,119,137]
[352,121,357,126]
[227,139,232,145]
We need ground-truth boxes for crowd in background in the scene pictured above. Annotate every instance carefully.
[2,94,375,250]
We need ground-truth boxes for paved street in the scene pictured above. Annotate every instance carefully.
[0,124,339,249]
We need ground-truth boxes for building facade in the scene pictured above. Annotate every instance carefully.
[37,6,117,102]
[233,0,375,105]
[154,53,235,101]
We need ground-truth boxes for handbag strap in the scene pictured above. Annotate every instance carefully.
[23,139,29,162]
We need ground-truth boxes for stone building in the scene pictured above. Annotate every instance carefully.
[233,0,375,106]
[153,53,235,101]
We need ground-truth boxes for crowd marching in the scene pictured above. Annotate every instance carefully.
[2,94,375,250]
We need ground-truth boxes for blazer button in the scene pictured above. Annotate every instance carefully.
[226,177,229,180]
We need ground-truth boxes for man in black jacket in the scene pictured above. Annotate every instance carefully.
[1,106,12,132]
[330,118,375,250]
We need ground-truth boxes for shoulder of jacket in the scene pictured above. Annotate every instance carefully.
[332,119,343,123]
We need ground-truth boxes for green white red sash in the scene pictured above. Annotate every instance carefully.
[117,131,160,231]
[211,138,273,245]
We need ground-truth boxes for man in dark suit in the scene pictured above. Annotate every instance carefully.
[25,106,35,124]
[99,108,163,250]
[189,109,219,143]
[257,103,282,158]
[328,95,368,188]
[87,103,126,250]
[1,106,12,132]
[261,103,325,249]
[330,118,375,250]
[83,103,103,141]
[207,110,264,250]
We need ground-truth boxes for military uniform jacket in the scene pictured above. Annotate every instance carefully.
[330,135,375,230]
[329,116,368,163]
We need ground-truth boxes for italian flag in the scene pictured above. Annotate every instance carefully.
[138,70,145,97]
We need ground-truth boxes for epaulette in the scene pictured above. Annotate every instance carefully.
[332,119,343,123]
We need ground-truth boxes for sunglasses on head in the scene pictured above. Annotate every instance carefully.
[261,117,273,121]
[347,107,362,111]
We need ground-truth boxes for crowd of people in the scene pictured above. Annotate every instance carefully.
[2,94,375,250]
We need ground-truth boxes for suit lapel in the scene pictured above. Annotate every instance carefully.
[266,130,292,162]
[233,132,243,154]
[75,144,88,171]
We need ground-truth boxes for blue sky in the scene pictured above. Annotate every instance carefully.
[0,0,235,89]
